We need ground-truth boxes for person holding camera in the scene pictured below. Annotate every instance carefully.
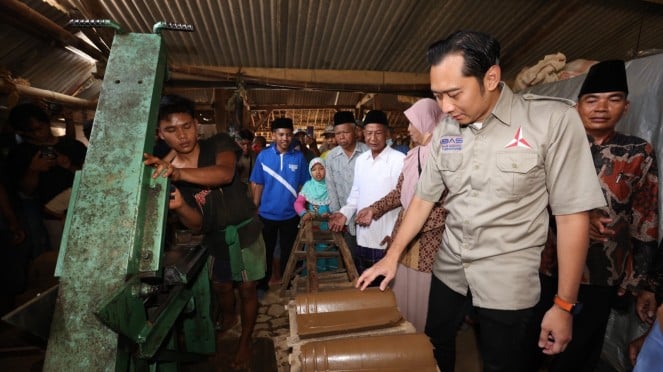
[7,103,86,255]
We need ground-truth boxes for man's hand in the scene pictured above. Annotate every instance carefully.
[355,254,399,291]
[168,186,185,210]
[539,305,573,355]
[144,153,180,180]
[588,210,614,241]
[636,290,657,325]
[328,212,347,232]
[356,207,375,226]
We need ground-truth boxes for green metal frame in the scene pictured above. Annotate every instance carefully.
[44,22,213,372]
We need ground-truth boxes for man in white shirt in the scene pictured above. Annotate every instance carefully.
[330,110,404,284]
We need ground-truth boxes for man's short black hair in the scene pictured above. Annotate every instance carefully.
[8,103,50,132]
[159,94,195,122]
[426,30,500,86]
[238,129,255,141]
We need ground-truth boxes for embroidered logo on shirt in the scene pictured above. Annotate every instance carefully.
[440,136,463,152]
[288,164,299,172]
[504,127,533,149]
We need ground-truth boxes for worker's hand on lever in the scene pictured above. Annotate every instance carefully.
[355,253,399,291]
[144,153,181,180]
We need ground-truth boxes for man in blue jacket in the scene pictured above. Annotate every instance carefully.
[250,117,310,291]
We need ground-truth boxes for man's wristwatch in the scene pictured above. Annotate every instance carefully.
[554,295,583,316]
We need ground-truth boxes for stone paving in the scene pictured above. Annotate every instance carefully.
[218,286,291,371]
[257,289,292,371]
[219,273,356,371]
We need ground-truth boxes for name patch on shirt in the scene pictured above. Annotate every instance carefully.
[440,136,463,152]
[288,164,299,172]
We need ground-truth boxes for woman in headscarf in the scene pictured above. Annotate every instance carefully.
[355,98,446,332]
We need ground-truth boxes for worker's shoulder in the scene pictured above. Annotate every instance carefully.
[520,93,576,107]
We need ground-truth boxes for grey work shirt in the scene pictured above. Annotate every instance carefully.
[416,83,606,310]
[325,141,369,235]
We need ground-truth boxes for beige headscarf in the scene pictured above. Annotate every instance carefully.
[400,98,443,210]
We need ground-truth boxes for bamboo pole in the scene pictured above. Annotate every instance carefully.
[0,0,107,62]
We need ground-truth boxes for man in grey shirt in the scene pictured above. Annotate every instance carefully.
[357,30,606,371]
[326,111,369,260]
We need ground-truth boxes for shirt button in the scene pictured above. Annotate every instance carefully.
[512,163,518,169]
[463,220,469,224]
[463,262,470,268]
[474,164,480,170]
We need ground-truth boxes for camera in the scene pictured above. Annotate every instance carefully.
[40,145,57,160]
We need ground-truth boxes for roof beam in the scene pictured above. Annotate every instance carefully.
[0,82,97,109]
[250,104,356,110]
[169,66,430,94]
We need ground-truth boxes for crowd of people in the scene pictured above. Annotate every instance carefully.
[0,29,661,372]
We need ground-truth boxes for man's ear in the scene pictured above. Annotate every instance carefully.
[157,127,165,140]
[623,100,630,115]
[484,65,501,91]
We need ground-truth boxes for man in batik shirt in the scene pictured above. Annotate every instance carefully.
[532,60,659,372]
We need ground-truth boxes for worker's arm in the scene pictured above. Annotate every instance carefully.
[173,151,236,185]
[143,151,237,187]
[356,196,434,290]
[169,186,202,232]
[539,211,589,355]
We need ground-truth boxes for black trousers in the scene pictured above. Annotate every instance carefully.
[525,274,618,372]
[258,215,300,290]
[425,275,534,372]
[342,230,358,269]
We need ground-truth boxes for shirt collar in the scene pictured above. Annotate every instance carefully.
[369,145,391,161]
[331,142,367,159]
[489,82,514,127]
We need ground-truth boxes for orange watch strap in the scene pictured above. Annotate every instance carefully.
[553,295,574,313]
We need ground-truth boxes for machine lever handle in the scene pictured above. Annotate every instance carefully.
[152,22,195,34]
[67,19,124,33]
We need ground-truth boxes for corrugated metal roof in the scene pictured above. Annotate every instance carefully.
[1,0,662,127]
[1,0,97,98]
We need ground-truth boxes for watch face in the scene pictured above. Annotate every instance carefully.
[572,302,584,316]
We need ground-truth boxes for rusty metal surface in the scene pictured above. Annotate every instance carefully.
[43,32,167,371]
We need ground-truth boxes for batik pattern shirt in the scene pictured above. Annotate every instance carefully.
[541,132,659,291]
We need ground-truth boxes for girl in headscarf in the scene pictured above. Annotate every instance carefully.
[294,157,337,271]
[355,98,447,332]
